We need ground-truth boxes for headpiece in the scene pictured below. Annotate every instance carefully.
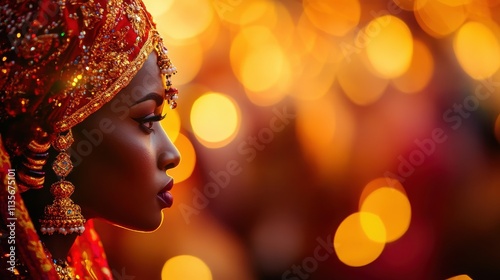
[0,0,177,278]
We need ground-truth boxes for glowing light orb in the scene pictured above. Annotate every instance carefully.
[161,255,212,280]
[366,15,413,79]
[190,93,240,148]
[454,21,500,80]
[361,187,412,243]
[334,212,386,267]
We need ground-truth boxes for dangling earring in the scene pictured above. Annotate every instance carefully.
[39,130,86,235]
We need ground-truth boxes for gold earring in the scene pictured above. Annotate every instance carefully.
[39,130,86,235]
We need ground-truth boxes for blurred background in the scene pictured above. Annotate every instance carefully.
[95,0,500,279]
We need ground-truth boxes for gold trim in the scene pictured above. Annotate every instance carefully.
[54,31,157,132]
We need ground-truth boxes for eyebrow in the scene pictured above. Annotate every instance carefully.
[131,92,164,107]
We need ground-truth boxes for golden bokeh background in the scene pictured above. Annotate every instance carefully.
[95,0,500,279]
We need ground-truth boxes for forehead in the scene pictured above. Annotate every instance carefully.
[121,52,164,102]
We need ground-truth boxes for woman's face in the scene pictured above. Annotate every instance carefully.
[68,52,180,231]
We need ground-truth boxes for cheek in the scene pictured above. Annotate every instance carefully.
[69,121,161,228]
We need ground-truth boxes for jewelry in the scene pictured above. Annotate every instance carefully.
[41,242,75,280]
[52,258,75,280]
[155,35,178,109]
[40,130,86,235]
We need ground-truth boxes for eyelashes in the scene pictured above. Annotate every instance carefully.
[133,114,166,134]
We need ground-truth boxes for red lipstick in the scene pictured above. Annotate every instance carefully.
[157,180,174,208]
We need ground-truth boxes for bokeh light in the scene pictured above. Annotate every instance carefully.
[495,114,500,143]
[157,39,204,86]
[334,212,386,267]
[161,255,212,280]
[212,0,269,26]
[190,92,240,148]
[168,133,196,183]
[446,275,473,280]
[295,95,336,176]
[160,109,181,143]
[365,15,413,79]
[360,187,412,243]
[103,0,500,278]
[230,25,290,106]
[392,39,434,94]
[358,178,407,209]
[454,21,500,80]
[235,1,272,26]
[303,0,361,37]
[154,0,214,40]
[439,0,472,6]
[415,0,469,38]
[142,0,174,17]
[394,0,417,11]
[240,43,284,92]
[295,93,355,178]
[337,53,388,106]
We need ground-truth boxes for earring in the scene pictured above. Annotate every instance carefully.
[39,130,86,235]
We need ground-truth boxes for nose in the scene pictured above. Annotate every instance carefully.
[156,126,180,171]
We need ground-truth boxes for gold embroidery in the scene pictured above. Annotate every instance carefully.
[55,32,156,131]
[126,0,147,41]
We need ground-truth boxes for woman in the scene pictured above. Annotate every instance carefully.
[0,0,180,278]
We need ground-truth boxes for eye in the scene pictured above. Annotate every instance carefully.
[133,114,166,134]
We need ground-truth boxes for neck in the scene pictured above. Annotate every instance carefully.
[40,233,78,260]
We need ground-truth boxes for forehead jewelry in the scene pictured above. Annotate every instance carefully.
[155,36,178,109]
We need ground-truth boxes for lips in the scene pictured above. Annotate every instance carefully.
[157,180,174,208]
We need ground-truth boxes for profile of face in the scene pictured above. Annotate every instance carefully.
[68,52,180,232]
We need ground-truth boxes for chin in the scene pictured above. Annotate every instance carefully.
[108,212,164,232]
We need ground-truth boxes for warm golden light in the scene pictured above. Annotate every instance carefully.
[393,39,434,94]
[237,1,271,26]
[295,95,336,170]
[142,0,174,17]
[303,0,361,36]
[446,275,473,280]
[156,39,204,86]
[230,25,290,106]
[213,0,268,25]
[241,43,283,92]
[439,0,472,6]
[337,54,388,106]
[155,0,214,40]
[358,178,407,210]
[360,187,412,243]
[334,212,386,267]
[366,15,413,79]
[190,92,240,148]
[168,133,196,183]
[393,0,417,11]
[359,212,387,243]
[295,94,355,179]
[454,21,500,80]
[415,0,469,38]
[495,114,500,144]
[161,255,212,280]
[160,109,180,143]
